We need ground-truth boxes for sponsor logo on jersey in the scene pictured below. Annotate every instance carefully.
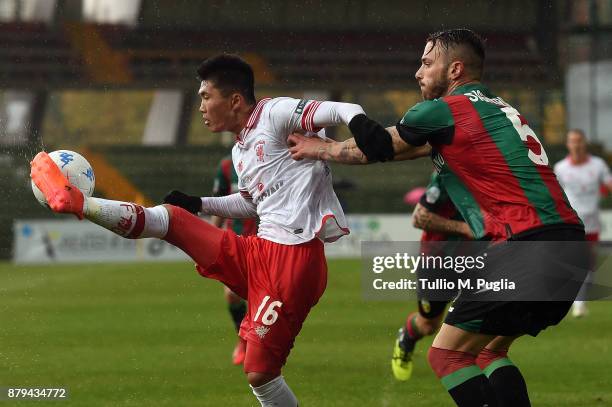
[254,180,284,204]
[255,140,266,162]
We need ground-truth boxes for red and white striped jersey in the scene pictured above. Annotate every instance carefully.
[232,97,363,245]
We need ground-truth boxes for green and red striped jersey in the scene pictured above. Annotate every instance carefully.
[397,83,581,241]
[213,156,258,236]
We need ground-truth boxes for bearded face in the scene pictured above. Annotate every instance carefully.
[415,41,451,100]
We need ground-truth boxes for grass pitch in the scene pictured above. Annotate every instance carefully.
[1,259,611,406]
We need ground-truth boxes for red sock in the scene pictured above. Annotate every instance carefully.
[405,312,422,340]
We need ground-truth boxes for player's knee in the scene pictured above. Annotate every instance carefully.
[427,346,476,379]
[427,346,442,375]
[419,319,442,336]
[247,372,279,388]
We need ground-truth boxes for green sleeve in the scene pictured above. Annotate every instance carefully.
[396,100,455,146]
[212,160,231,197]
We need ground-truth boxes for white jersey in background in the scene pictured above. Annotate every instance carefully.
[554,155,612,234]
[231,97,363,245]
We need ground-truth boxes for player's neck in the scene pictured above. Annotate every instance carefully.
[233,103,257,136]
[445,79,480,96]
[570,152,588,165]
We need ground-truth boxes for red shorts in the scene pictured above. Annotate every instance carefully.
[164,206,328,375]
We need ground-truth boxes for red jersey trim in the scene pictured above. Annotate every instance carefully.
[315,213,350,243]
[237,98,272,143]
[127,204,146,238]
[301,100,323,133]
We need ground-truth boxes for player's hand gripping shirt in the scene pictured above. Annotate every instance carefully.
[232,97,355,245]
[396,83,581,241]
[554,155,612,233]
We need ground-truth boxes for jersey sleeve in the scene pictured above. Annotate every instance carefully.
[553,161,565,187]
[396,100,455,146]
[267,97,364,139]
[212,159,231,197]
[597,157,612,185]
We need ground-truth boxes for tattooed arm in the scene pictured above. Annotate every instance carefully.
[288,126,430,164]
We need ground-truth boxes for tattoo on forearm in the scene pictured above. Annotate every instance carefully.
[337,143,367,164]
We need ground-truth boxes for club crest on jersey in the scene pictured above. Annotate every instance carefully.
[238,161,244,172]
[254,140,266,162]
[257,182,264,192]
[255,325,270,339]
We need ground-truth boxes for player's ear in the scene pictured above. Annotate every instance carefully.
[230,93,242,111]
[448,60,464,80]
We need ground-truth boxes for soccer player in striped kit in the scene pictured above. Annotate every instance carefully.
[392,172,473,381]
[31,54,377,407]
[289,29,588,407]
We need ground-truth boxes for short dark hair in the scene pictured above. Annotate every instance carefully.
[426,29,486,78]
[567,128,586,139]
[197,54,256,104]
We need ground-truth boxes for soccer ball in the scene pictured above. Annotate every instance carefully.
[31,150,95,208]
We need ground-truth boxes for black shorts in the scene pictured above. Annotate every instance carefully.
[417,299,449,319]
[444,226,588,337]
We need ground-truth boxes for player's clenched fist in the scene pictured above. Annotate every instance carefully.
[163,190,202,214]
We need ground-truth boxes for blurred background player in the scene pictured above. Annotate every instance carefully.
[554,129,612,317]
[392,173,473,381]
[210,154,258,364]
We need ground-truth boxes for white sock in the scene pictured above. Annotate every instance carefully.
[83,197,169,238]
[250,376,298,407]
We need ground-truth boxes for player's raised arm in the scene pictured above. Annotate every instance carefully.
[268,98,365,139]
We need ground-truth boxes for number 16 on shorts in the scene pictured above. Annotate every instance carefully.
[254,295,283,326]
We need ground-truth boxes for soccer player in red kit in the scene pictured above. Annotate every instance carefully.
[31,54,366,407]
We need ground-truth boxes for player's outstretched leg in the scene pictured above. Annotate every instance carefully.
[31,151,169,237]
[31,150,231,272]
